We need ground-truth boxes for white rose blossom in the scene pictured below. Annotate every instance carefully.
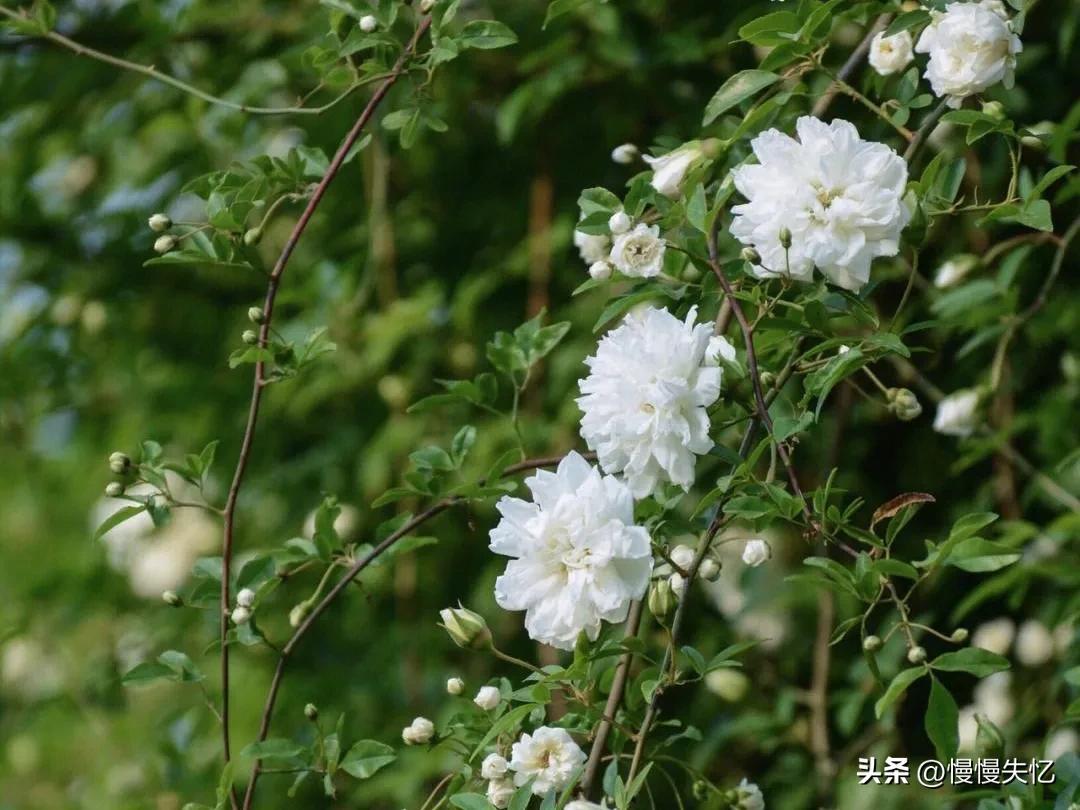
[742,539,771,567]
[508,726,587,795]
[915,0,1022,108]
[869,30,915,76]
[643,141,706,197]
[577,306,732,497]
[481,753,509,780]
[401,716,435,745]
[730,116,910,291]
[933,388,981,437]
[487,778,515,809]
[489,452,652,650]
[574,228,610,265]
[735,778,765,810]
[608,223,666,278]
[474,685,502,711]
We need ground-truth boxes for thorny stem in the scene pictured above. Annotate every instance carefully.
[210,16,434,809]
[0,4,387,116]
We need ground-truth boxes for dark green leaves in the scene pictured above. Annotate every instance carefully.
[703,70,780,125]
[925,677,960,760]
[931,648,1010,677]
[875,666,927,718]
[339,740,396,778]
[458,20,518,50]
[486,310,571,380]
[122,650,204,685]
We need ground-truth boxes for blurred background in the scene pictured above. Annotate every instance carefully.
[1,0,1078,807]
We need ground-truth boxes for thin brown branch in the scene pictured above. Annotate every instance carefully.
[812,14,892,118]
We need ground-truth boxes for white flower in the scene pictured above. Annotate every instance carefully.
[730,116,910,291]
[958,705,979,751]
[669,572,686,597]
[644,142,704,197]
[487,778,516,809]
[705,668,750,702]
[706,335,737,367]
[973,671,1013,726]
[481,753,510,780]
[359,14,378,32]
[509,727,586,795]
[231,606,251,625]
[574,229,610,265]
[608,210,632,235]
[1015,620,1054,667]
[589,260,613,281]
[670,544,695,570]
[609,223,666,278]
[742,539,771,567]
[1046,727,1079,760]
[735,778,765,810]
[869,30,914,75]
[446,677,465,695]
[933,388,981,437]
[611,143,639,164]
[236,588,255,608]
[402,717,435,745]
[474,685,502,711]
[577,306,725,497]
[972,617,1015,656]
[489,452,652,649]
[933,254,978,288]
[915,0,1022,108]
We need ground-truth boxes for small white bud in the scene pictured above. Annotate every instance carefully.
[153,234,177,254]
[480,753,509,780]
[105,482,124,498]
[669,544,695,571]
[699,557,721,582]
[473,685,501,711]
[611,143,639,164]
[778,227,792,249]
[162,590,183,607]
[236,588,256,608]
[419,0,437,11]
[446,677,465,695]
[669,572,686,598]
[231,605,251,625]
[439,606,492,649]
[148,213,172,232]
[401,716,435,745]
[588,260,613,281]
[608,210,632,235]
[742,539,771,567]
[359,14,378,32]
[247,306,266,324]
[289,602,310,628]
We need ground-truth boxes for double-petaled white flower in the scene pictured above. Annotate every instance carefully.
[401,716,434,745]
[869,30,914,76]
[509,726,586,795]
[578,306,733,497]
[933,388,981,436]
[487,778,515,808]
[489,452,652,650]
[574,228,610,266]
[609,223,666,278]
[730,116,910,291]
[915,0,1022,108]
[481,753,510,780]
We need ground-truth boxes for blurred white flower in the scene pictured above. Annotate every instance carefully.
[742,539,771,567]
[735,778,765,810]
[578,306,729,497]
[481,753,509,780]
[705,668,750,702]
[915,0,1022,107]
[489,452,652,650]
[126,510,217,599]
[1,638,64,701]
[730,116,909,291]
[1054,623,1074,656]
[735,609,787,652]
[611,143,639,164]
[487,778,515,809]
[446,677,465,695]
[589,260,613,281]
[644,142,705,197]
[474,685,502,711]
[869,30,914,75]
[933,254,978,288]
[509,726,586,795]
[958,705,979,751]
[973,671,1013,726]
[933,389,981,437]
[670,544,695,570]
[92,489,156,570]
[231,606,251,625]
[972,617,1015,655]
[401,716,435,745]
[574,229,610,265]
[359,14,377,32]
[302,503,359,541]
[1015,620,1054,666]
[1046,727,1079,760]
[608,223,666,278]
[236,588,255,608]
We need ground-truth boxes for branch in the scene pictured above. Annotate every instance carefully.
[902,97,950,164]
[811,13,892,118]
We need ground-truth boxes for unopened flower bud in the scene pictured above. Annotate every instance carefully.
[289,601,310,628]
[153,235,177,254]
[236,588,255,608]
[863,634,882,652]
[740,247,761,265]
[669,572,686,597]
[588,261,612,281]
[402,716,435,745]
[231,605,252,625]
[247,307,265,324]
[681,264,702,283]
[419,0,437,12]
[951,627,969,643]
[701,138,723,159]
[741,539,770,567]
[670,544,695,571]
[105,482,124,498]
[439,605,492,650]
[608,210,632,235]
[778,227,792,249]
[162,590,183,607]
[446,677,464,695]
[975,713,1005,756]
[359,14,378,32]
[648,577,676,619]
[692,781,709,801]
[148,213,172,232]
[304,702,319,721]
[109,451,131,474]
[242,227,263,246]
[887,387,923,421]
[473,685,501,711]
[981,100,1006,121]
[699,557,721,582]
[242,330,259,345]
[611,143,639,164]
[907,645,927,664]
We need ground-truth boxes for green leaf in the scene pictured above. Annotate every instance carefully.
[875,666,927,718]
[450,425,477,466]
[944,537,1021,572]
[737,11,801,46]
[885,9,931,36]
[543,0,595,27]
[931,648,1010,677]
[340,740,396,779]
[702,70,780,125]
[449,795,492,810]
[458,20,518,50]
[158,650,204,682]
[93,505,147,542]
[686,183,708,233]
[121,661,175,685]
[241,738,306,761]
[925,676,960,760]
